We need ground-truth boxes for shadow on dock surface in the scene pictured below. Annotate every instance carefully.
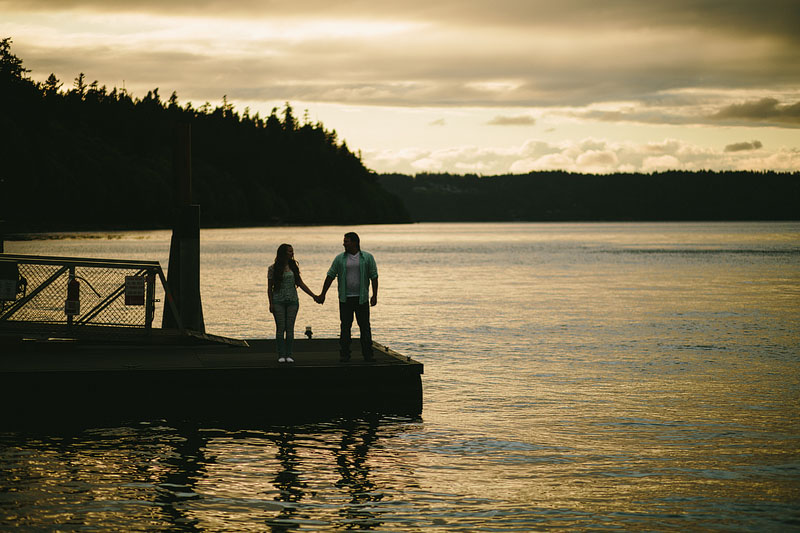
[0,338,423,427]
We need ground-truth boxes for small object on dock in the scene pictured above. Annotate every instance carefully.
[305,326,312,339]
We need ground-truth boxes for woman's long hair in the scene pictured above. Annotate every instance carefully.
[272,243,300,290]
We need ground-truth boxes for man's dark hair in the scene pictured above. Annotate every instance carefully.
[344,232,361,251]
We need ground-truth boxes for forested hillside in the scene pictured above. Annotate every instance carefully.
[379,170,799,222]
[0,39,409,232]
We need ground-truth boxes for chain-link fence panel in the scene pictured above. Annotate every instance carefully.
[1,254,169,339]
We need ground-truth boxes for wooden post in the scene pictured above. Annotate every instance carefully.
[174,122,192,207]
[163,122,205,332]
[145,271,155,330]
[177,204,204,332]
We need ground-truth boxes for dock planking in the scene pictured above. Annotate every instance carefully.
[0,338,423,425]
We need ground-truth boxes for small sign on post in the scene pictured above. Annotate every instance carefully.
[125,276,146,306]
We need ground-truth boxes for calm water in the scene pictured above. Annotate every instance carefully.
[2,222,799,531]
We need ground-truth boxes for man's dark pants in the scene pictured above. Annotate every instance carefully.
[339,296,373,360]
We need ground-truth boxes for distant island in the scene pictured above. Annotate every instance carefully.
[378,170,799,222]
[1,38,797,234]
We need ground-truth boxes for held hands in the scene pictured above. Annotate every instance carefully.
[309,293,373,305]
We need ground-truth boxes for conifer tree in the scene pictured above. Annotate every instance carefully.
[0,37,29,79]
[72,72,87,98]
[42,73,62,94]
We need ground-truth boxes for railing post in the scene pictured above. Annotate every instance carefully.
[145,270,155,330]
[66,266,76,327]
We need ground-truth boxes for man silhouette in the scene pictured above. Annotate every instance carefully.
[318,232,378,362]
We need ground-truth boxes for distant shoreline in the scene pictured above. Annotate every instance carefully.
[5,219,799,243]
[378,171,800,224]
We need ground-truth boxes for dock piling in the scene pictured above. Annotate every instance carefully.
[163,122,204,332]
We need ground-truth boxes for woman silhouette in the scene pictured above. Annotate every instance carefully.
[268,244,318,363]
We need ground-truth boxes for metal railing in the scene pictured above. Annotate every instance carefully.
[0,254,181,339]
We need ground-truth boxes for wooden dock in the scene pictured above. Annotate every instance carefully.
[1,253,422,426]
[0,337,423,425]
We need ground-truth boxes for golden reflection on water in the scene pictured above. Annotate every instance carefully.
[3,222,799,530]
[175,422,396,530]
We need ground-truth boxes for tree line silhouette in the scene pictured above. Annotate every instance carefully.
[0,38,409,232]
[378,170,798,222]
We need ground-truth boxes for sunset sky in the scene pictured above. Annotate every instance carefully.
[2,0,799,175]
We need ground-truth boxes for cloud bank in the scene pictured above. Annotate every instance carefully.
[724,140,763,153]
[4,1,799,112]
[712,98,800,126]
[366,138,800,175]
[487,115,536,126]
